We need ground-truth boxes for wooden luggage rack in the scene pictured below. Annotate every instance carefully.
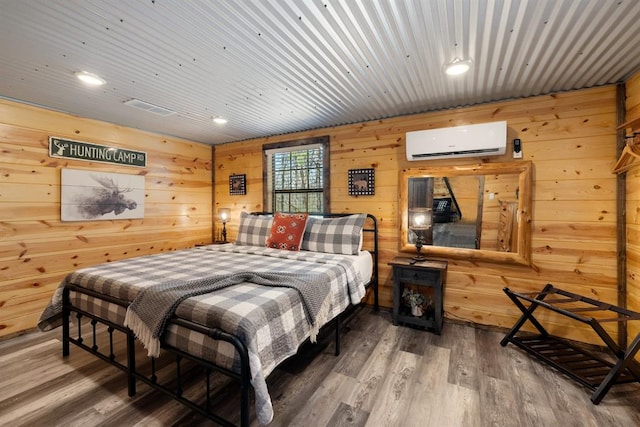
[501,284,640,404]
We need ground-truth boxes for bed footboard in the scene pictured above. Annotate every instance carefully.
[62,285,138,396]
[62,285,251,426]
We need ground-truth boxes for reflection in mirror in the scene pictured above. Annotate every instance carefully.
[408,176,482,250]
[400,161,532,265]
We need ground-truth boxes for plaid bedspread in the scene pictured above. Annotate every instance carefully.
[38,244,367,425]
[126,270,335,360]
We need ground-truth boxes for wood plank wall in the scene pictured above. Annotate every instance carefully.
[0,99,213,338]
[215,85,619,345]
[625,71,640,349]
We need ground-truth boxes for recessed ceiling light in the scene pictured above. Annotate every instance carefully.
[444,58,473,76]
[75,71,106,86]
[213,116,228,125]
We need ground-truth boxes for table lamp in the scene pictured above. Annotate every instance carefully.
[410,208,432,261]
[218,208,230,243]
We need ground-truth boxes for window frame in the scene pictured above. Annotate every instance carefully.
[262,136,330,213]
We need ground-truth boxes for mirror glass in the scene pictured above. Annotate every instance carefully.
[400,161,532,265]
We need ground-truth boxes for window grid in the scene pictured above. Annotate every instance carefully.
[272,147,323,212]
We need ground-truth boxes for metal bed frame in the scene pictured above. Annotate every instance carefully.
[60,213,378,426]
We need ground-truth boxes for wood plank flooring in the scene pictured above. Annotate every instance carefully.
[1,308,639,426]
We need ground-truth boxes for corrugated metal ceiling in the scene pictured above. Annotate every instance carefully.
[1,0,640,145]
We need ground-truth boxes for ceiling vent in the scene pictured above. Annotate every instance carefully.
[124,99,176,116]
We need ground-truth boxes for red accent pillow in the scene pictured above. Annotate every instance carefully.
[266,212,309,251]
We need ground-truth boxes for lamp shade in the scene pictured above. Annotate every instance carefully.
[218,208,231,222]
[409,207,434,251]
[410,207,432,230]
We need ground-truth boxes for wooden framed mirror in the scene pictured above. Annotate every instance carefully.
[400,161,533,265]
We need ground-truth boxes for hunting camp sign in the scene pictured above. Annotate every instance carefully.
[49,137,147,168]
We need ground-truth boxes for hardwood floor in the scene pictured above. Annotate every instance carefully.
[1,308,639,426]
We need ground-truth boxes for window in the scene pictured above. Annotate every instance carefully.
[263,136,330,213]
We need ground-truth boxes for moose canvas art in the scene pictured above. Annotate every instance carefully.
[61,169,145,221]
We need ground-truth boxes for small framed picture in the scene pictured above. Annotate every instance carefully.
[348,168,375,196]
[229,174,246,195]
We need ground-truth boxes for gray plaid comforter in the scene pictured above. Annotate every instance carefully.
[38,244,367,425]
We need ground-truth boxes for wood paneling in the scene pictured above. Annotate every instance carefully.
[215,86,619,345]
[625,71,640,351]
[3,83,632,348]
[0,99,212,338]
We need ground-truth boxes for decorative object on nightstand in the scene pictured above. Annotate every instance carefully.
[403,288,429,317]
[218,208,230,243]
[388,256,447,334]
[409,207,432,261]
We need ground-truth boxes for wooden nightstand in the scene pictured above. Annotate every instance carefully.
[388,257,448,334]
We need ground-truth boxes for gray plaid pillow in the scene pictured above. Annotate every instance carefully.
[234,212,273,246]
[301,214,366,255]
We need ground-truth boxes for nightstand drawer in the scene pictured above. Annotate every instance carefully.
[397,268,441,284]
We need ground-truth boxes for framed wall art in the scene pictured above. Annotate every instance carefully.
[229,174,246,195]
[348,168,375,196]
[61,168,145,221]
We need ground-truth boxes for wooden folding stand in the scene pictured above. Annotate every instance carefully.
[501,284,640,404]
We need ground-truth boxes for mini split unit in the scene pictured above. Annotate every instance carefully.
[406,120,507,161]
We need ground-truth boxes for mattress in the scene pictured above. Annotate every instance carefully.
[69,245,373,336]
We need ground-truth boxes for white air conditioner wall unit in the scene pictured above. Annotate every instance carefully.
[406,120,507,161]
